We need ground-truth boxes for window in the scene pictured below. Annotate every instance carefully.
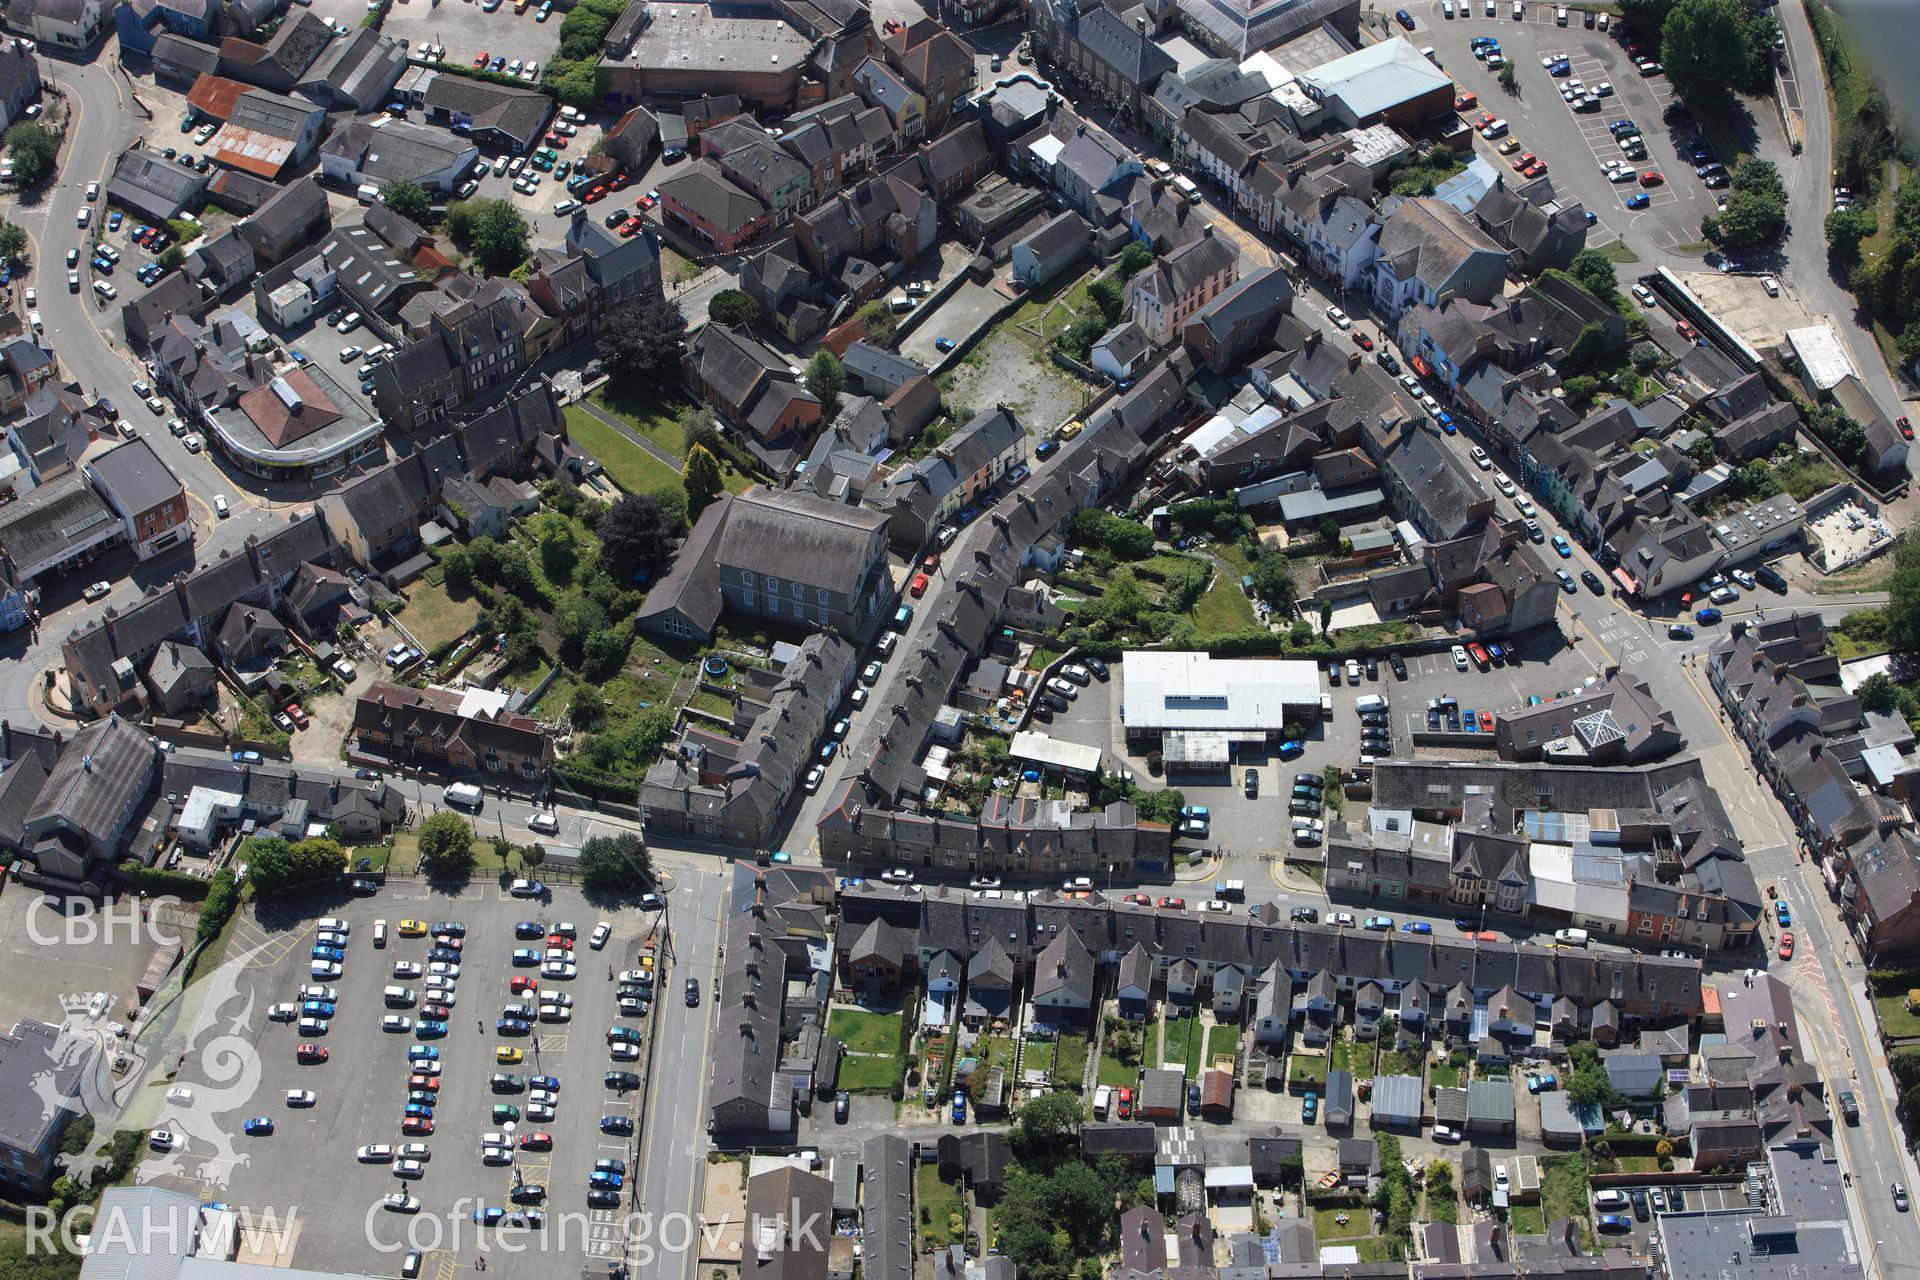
[741,591,755,609]
[767,597,779,616]
[767,576,781,593]
[791,582,803,599]
[816,588,829,603]
[741,571,754,587]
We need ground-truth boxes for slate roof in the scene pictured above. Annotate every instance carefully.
[659,161,767,234]
[0,474,115,574]
[421,72,550,144]
[26,714,154,849]
[87,438,183,516]
[716,486,887,598]
[1074,3,1174,91]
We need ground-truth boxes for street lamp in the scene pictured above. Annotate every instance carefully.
[503,1119,519,1186]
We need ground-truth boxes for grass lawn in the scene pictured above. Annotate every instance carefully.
[1808,556,1896,595]
[828,1008,905,1055]
[1097,1048,1141,1087]
[1619,1156,1663,1173]
[1508,1204,1545,1235]
[1595,239,1639,263]
[401,575,484,651]
[384,831,423,874]
[565,406,685,499]
[1009,269,1096,342]
[1190,572,1257,638]
[1313,1207,1375,1242]
[1429,1054,1466,1089]
[1204,1023,1240,1070]
[1053,1032,1090,1087]
[1377,1046,1420,1078]
[1872,974,1920,1037]
[916,1163,966,1248]
[593,384,690,459]
[1021,1036,1055,1077]
[1331,1039,1373,1080]
[1160,1016,1197,1072]
[1288,1055,1328,1087]
[981,1036,1017,1072]
[1541,1154,1593,1249]
[838,1053,899,1093]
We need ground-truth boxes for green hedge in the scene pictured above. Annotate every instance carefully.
[196,867,236,950]
[117,863,213,900]
[551,758,641,802]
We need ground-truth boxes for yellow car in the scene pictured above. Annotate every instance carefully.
[495,1046,524,1065]
[398,919,428,937]
[1497,137,1521,154]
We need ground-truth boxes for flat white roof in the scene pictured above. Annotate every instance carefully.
[1009,730,1102,774]
[1785,324,1856,391]
[1298,37,1450,118]
[1121,652,1321,731]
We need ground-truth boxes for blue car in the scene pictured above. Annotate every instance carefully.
[511,948,541,966]
[1596,1214,1632,1234]
[310,946,344,962]
[1401,921,1433,935]
[473,1207,506,1226]
[243,1118,274,1136]
[1278,739,1305,757]
[952,1090,967,1123]
[1394,7,1413,26]
[1776,901,1791,926]
[820,740,837,763]
[404,1103,433,1120]
[108,211,122,230]
[497,1018,532,1036]
[408,1046,440,1063]
[1695,607,1723,625]
[935,337,956,352]
[232,749,262,764]
[515,922,545,939]
[529,1075,560,1091]
[1463,710,1479,732]
[416,1020,448,1039]
[590,1171,624,1190]
[489,56,506,72]
[301,1000,335,1017]
[91,257,114,275]
[1551,535,1572,558]
[1625,193,1651,209]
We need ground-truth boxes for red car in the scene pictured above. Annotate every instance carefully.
[1777,931,1794,960]
[1117,1087,1133,1118]
[909,572,930,597]
[402,1116,434,1135]
[922,552,940,572]
[1523,160,1547,179]
[618,217,643,238]
[1467,642,1491,669]
[1158,896,1185,910]
[636,195,656,211]
[519,1131,553,1150]
[297,1043,328,1063]
[582,185,608,204]
[608,173,632,191]
[1676,321,1698,341]
[510,976,539,993]
[1455,91,1478,111]
[408,1074,440,1091]
[543,132,568,149]
[1624,40,1646,55]
[547,934,573,950]
[1352,331,1374,350]
[473,51,490,68]
[1471,930,1498,942]
[1476,112,1496,132]
[285,703,309,729]
[1126,893,1151,907]
[1898,416,1913,441]
[1510,151,1536,172]
[1640,169,1664,187]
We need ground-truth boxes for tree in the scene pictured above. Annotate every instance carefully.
[1116,241,1154,280]
[709,289,761,328]
[1706,190,1786,252]
[383,180,434,225]
[0,221,26,263]
[678,403,723,458]
[582,626,632,681]
[684,444,724,520]
[1013,1090,1083,1162]
[579,832,653,891]
[1568,248,1620,302]
[520,843,547,872]
[1629,341,1662,372]
[1564,321,1610,374]
[1317,517,1341,548]
[1561,375,1600,405]
[157,246,186,273]
[1072,508,1154,560]
[569,683,608,728]
[1162,560,1208,613]
[416,812,475,876]
[1733,158,1786,203]
[1088,275,1125,324]
[805,349,845,408]
[599,299,688,382]
[1319,600,1333,633]
[466,199,531,275]
[246,835,347,896]
[1498,61,1517,92]
[598,493,676,574]
[553,592,607,663]
[1250,555,1297,612]
[542,57,600,111]
[532,511,578,583]
[1661,0,1759,112]
[4,122,57,187]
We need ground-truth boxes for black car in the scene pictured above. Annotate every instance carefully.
[600,1114,634,1134]
[604,208,629,228]
[1667,623,1694,640]
[685,978,701,1006]
[1289,799,1320,817]
[1375,350,1400,375]
[1083,656,1109,680]
[350,879,378,895]
[1387,651,1407,679]
[587,1189,621,1209]
[1755,563,1788,592]
[1243,769,1258,798]
[327,307,348,326]
[834,1091,850,1123]
[605,1071,642,1092]
[1289,907,1319,923]
[1294,772,1322,789]
[429,921,465,937]
[509,1184,545,1204]
[1364,656,1378,680]
[1041,693,1069,712]
[1629,1188,1650,1221]
[1580,569,1606,595]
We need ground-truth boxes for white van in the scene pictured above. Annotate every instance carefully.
[1171,174,1201,203]
[1420,46,1438,63]
[443,782,484,809]
[1442,0,1454,14]
[1512,0,1523,15]
[373,919,388,948]
[1353,694,1391,713]
[28,310,41,333]
[1592,1190,1629,1211]
[384,985,416,1007]
[1483,119,1509,138]
[1093,1085,1113,1119]
[1554,928,1590,947]
[1556,3,1568,21]
[1320,693,1334,720]
[356,184,380,204]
